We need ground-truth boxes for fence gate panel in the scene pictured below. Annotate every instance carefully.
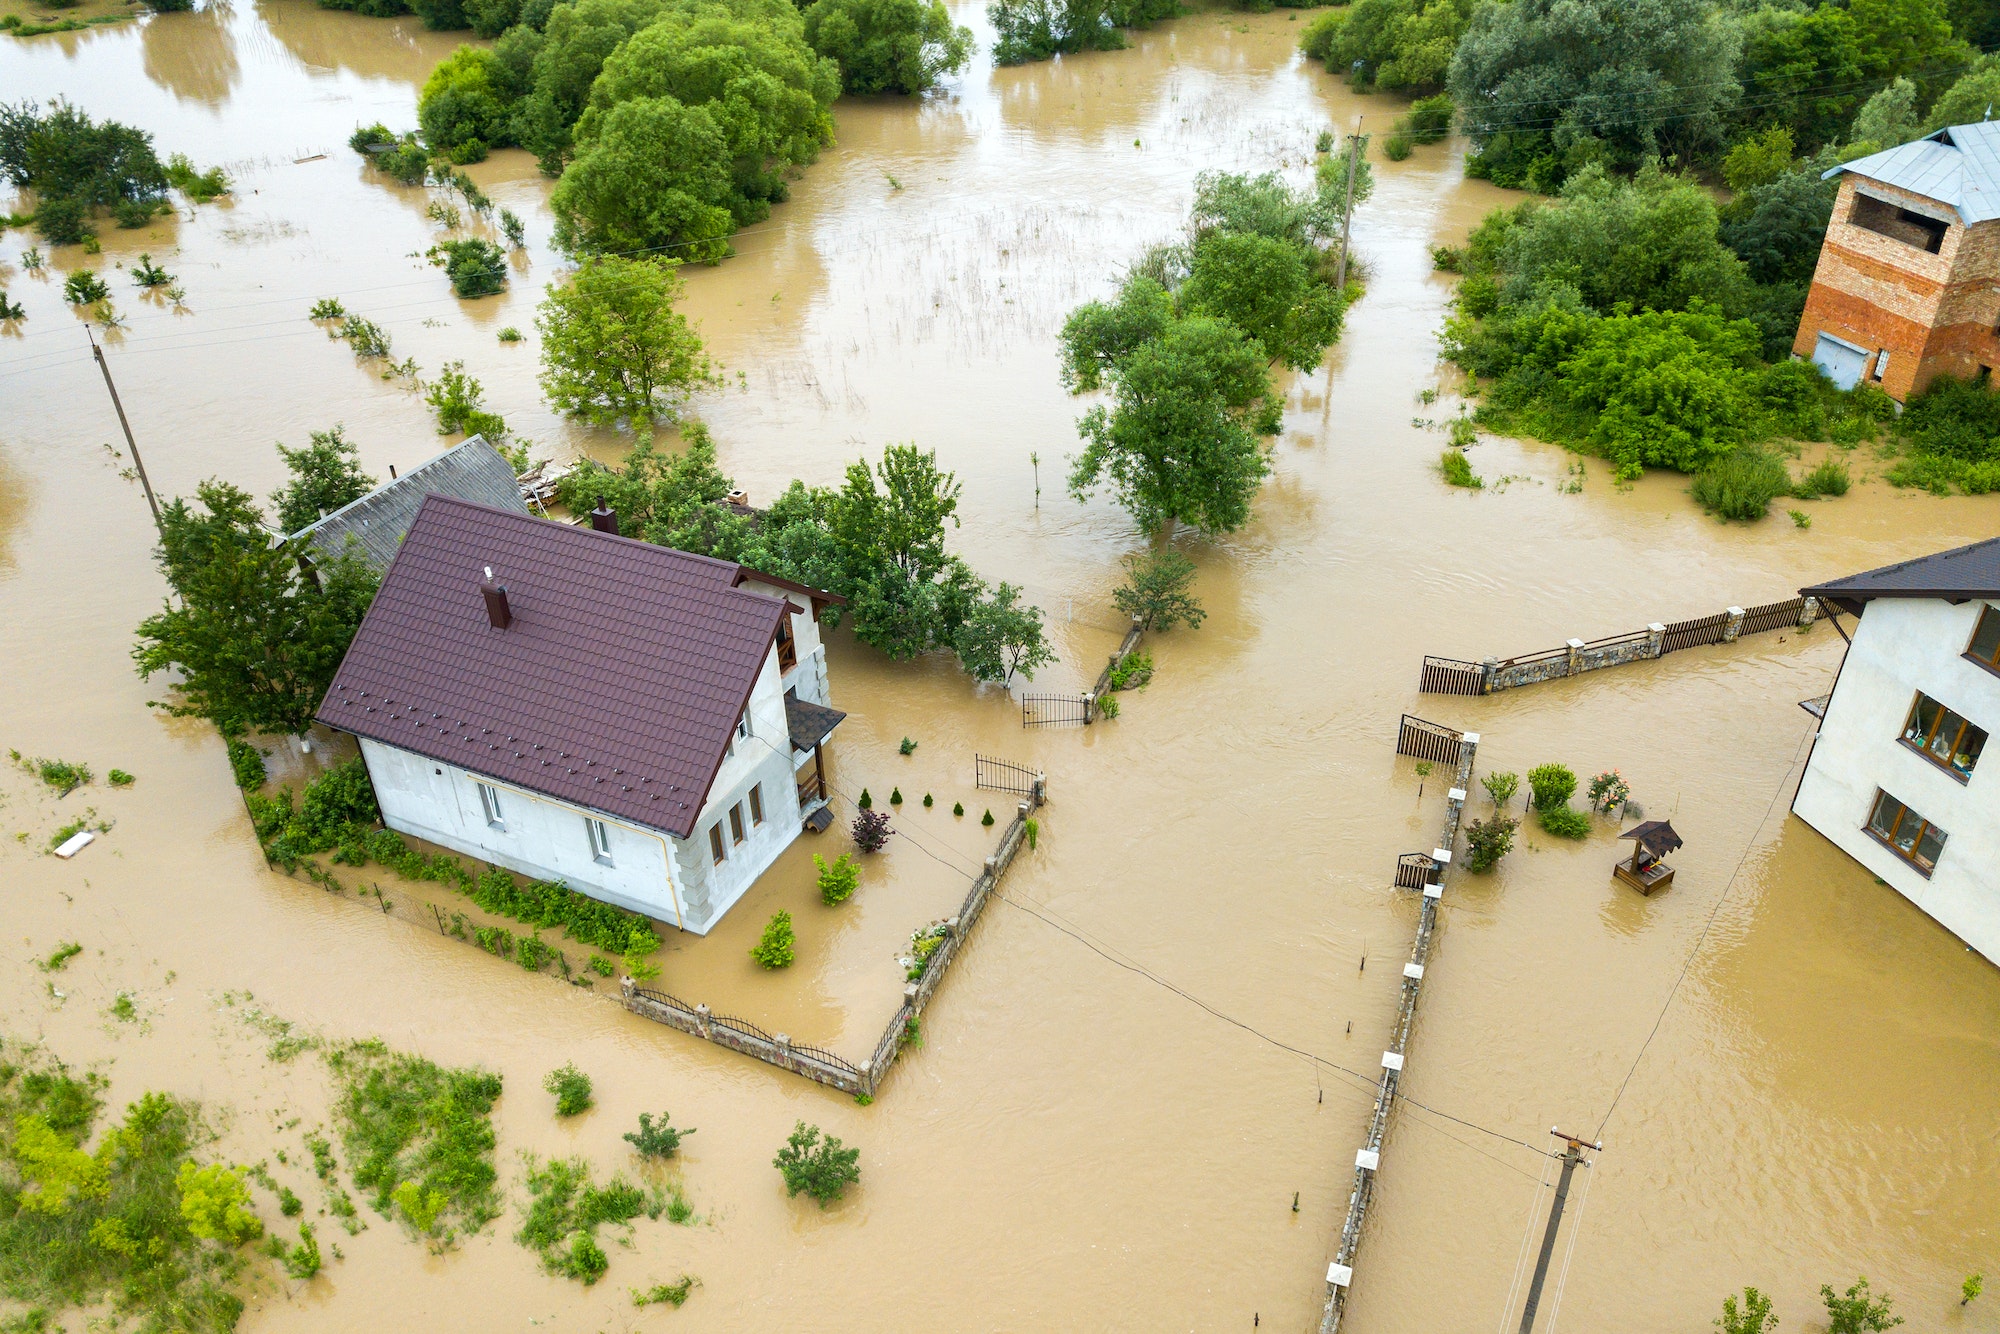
[1420,655,1486,696]
[1021,693,1091,728]
[1740,597,1806,637]
[1396,714,1463,766]
[976,754,1042,795]
[1394,853,1436,890]
[1660,612,1728,654]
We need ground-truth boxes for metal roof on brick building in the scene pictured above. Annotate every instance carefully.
[288,436,528,574]
[1801,536,2000,608]
[1824,121,2000,224]
[318,495,789,839]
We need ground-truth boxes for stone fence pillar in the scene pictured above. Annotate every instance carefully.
[1799,596,1820,629]
[1646,622,1665,657]
[1722,606,1746,643]
[1565,638,1585,676]
[694,1003,712,1039]
[1480,658,1498,695]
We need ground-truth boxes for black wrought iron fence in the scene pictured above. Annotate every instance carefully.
[1420,655,1485,696]
[1394,853,1435,890]
[1396,715,1464,766]
[976,754,1042,795]
[1021,693,1091,728]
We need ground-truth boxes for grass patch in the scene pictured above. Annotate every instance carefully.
[324,1039,503,1244]
[515,1156,653,1285]
[1439,448,1483,488]
[36,942,82,973]
[1793,457,1850,498]
[632,1274,698,1307]
[1690,447,1791,521]
[0,1041,249,1333]
[12,753,91,795]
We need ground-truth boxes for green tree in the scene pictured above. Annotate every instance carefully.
[1180,230,1345,372]
[815,851,859,904]
[550,96,738,260]
[772,1121,859,1205]
[1299,0,1475,93]
[1736,5,1867,152]
[805,0,971,93]
[515,0,668,172]
[830,444,984,657]
[1449,0,1740,190]
[1716,1286,1777,1334]
[750,910,795,968]
[176,1163,263,1245]
[0,99,169,211]
[430,237,509,298]
[1925,53,2000,129]
[1719,166,1837,288]
[537,255,712,425]
[1112,547,1205,631]
[133,482,381,737]
[952,581,1055,684]
[271,425,377,533]
[1822,1277,1902,1333]
[1068,313,1276,537]
[1849,76,1920,150]
[417,46,520,160]
[987,0,1176,65]
[1722,126,1796,194]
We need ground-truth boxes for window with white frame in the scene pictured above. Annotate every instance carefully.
[478,782,504,829]
[585,817,613,865]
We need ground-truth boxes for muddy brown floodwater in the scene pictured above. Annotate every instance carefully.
[4,4,1999,1331]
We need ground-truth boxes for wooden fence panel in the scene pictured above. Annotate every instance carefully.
[1741,597,1806,637]
[1661,612,1728,654]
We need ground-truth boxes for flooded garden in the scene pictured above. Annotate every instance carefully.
[3,1,1998,1329]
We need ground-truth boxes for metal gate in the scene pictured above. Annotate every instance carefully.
[1396,714,1463,766]
[1419,655,1486,696]
[1660,612,1728,654]
[1393,852,1436,889]
[976,754,1042,796]
[1021,693,1091,728]
[1741,597,1806,637]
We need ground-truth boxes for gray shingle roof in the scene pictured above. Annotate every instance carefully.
[784,694,846,753]
[1801,536,2000,605]
[318,496,789,839]
[290,436,527,574]
[1824,121,2000,224]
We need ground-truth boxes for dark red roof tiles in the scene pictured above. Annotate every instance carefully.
[317,495,786,839]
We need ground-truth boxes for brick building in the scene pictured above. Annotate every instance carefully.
[1793,120,2000,402]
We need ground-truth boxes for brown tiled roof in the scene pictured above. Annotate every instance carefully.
[317,495,786,839]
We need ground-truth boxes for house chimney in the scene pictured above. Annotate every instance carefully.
[589,495,618,534]
[389,463,398,479]
[480,565,511,629]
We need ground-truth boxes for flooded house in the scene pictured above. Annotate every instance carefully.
[1793,538,2000,964]
[1794,121,2000,400]
[286,435,529,572]
[316,494,845,935]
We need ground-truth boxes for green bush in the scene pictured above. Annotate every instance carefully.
[226,738,267,790]
[1439,448,1481,488]
[1794,457,1850,498]
[1526,763,1575,811]
[516,1156,645,1285]
[1537,804,1592,839]
[816,852,859,905]
[751,911,795,968]
[623,1111,692,1159]
[1383,133,1413,161]
[1481,771,1518,806]
[326,1039,503,1239]
[1691,447,1792,521]
[1464,815,1518,872]
[773,1121,859,1207]
[62,270,110,305]
[429,238,507,298]
[1404,93,1453,143]
[543,1063,593,1117]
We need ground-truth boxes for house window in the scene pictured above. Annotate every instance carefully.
[477,782,504,829]
[1901,692,1987,780]
[1865,789,1947,874]
[776,616,797,673]
[585,817,613,866]
[729,802,746,844]
[709,825,727,865]
[748,784,764,826]
[1968,604,2000,675]
[1871,350,1889,382]
[1849,193,1949,253]
[736,712,753,742]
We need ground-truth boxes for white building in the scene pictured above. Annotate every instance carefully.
[1793,538,2000,964]
[318,495,845,935]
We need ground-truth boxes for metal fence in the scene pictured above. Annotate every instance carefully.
[1393,852,1435,889]
[711,1013,773,1044]
[1022,692,1091,728]
[790,1041,862,1078]
[976,754,1042,796]
[1419,655,1485,696]
[1396,714,1464,766]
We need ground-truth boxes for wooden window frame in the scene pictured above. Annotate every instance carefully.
[1864,789,1946,876]
[709,825,726,865]
[585,817,613,866]
[729,803,746,845]
[748,784,764,826]
[776,616,798,674]
[1900,690,1985,782]
[1967,605,2000,679]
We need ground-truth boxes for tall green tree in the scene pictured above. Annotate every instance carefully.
[537,255,713,425]
[804,0,971,93]
[549,96,738,260]
[133,482,380,737]
[952,581,1055,685]
[1180,230,1345,372]
[271,426,377,534]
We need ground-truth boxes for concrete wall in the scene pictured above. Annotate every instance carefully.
[359,641,807,936]
[738,575,832,707]
[1793,598,2000,965]
[1794,176,2000,401]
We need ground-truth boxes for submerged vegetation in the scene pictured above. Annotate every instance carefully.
[1887,375,2000,494]
[0,100,224,244]
[325,1039,504,1242]
[516,1155,652,1284]
[773,1121,859,1206]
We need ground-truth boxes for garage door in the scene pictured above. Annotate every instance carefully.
[1812,333,1869,390]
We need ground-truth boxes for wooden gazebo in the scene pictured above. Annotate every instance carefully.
[1614,820,1682,895]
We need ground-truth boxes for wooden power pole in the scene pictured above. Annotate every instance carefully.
[1517,1130,1599,1334]
[88,325,162,532]
[1334,116,1364,295]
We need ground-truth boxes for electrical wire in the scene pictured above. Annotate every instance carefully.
[1496,1148,1558,1334]
[1541,1152,1597,1334]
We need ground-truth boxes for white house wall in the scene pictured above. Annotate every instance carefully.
[1793,598,2000,964]
[739,576,831,706]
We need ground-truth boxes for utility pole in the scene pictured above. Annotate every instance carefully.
[88,326,162,532]
[1334,116,1364,295]
[1517,1129,1600,1334]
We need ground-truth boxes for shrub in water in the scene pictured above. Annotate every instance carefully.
[1439,448,1482,488]
[543,1063,593,1117]
[857,787,872,808]
[177,1163,264,1245]
[1691,447,1791,520]
[981,808,995,827]
[1794,457,1850,498]
[889,786,903,805]
[107,768,134,787]
[751,911,795,968]
[773,1121,860,1207]
[1464,815,1518,872]
[816,852,859,905]
[429,237,507,298]
[952,801,964,816]
[633,1275,699,1307]
[1586,770,1631,814]
[1526,763,1576,811]
[226,738,267,790]
[852,808,892,852]
[899,735,916,754]
[623,1111,692,1159]
[1383,132,1414,160]
[1537,804,1593,839]
[1482,771,1519,806]
[62,270,110,304]
[922,792,933,807]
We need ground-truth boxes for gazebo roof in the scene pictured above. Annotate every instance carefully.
[1619,820,1683,857]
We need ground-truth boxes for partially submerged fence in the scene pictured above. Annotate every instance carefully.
[1419,597,1820,696]
[1319,725,1480,1334]
[1018,615,1147,729]
[1396,714,1465,767]
[976,753,1042,797]
[622,777,1047,1099]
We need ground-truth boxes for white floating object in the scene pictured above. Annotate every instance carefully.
[1354,1148,1380,1171]
[1327,1263,1354,1287]
[1423,883,1443,901]
[1431,848,1452,864]
[53,830,95,859]
[1403,962,1424,980]
[1448,788,1467,802]
[1381,1051,1404,1071]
